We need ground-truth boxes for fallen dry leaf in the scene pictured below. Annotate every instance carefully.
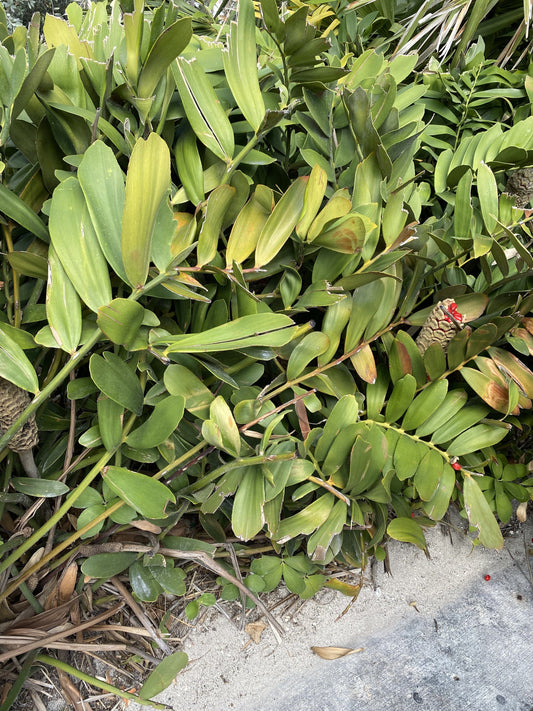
[46,562,78,610]
[129,520,162,534]
[245,621,266,644]
[516,501,528,523]
[311,646,364,660]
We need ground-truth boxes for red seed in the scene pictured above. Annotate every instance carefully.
[484,575,491,581]
[451,462,461,471]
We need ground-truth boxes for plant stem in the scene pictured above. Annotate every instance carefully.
[34,654,168,710]
[222,132,261,184]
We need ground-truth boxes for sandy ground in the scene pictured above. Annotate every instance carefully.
[125,518,533,711]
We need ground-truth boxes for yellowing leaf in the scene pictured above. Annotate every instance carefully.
[349,344,376,384]
[255,177,308,267]
[121,133,171,288]
[463,474,504,549]
[223,0,265,132]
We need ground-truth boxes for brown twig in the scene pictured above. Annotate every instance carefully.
[0,602,123,663]
[110,577,172,655]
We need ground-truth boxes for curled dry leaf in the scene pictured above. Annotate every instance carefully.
[516,501,528,523]
[129,520,162,534]
[45,561,78,610]
[245,621,266,644]
[311,646,364,660]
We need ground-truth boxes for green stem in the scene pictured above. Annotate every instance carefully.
[222,133,261,184]
[34,654,167,710]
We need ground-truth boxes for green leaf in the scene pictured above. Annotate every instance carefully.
[76,505,106,539]
[140,651,189,700]
[122,133,171,288]
[387,517,427,551]
[137,17,192,98]
[393,437,425,481]
[413,449,444,501]
[150,566,186,596]
[97,298,145,347]
[415,390,468,438]
[315,395,359,462]
[254,177,308,267]
[296,164,328,240]
[49,177,112,312]
[6,252,48,279]
[97,396,124,451]
[89,352,144,415]
[78,140,127,283]
[477,161,498,225]
[454,169,473,238]
[447,423,510,457]
[153,313,296,353]
[401,380,449,432]
[126,395,184,449]
[0,330,39,393]
[11,478,69,497]
[163,364,214,418]
[202,395,241,456]
[463,474,504,549]
[12,47,55,120]
[346,426,388,495]
[344,277,388,351]
[232,466,265,540]
[174,128,204,205]
[276,493,334,544]
[422,462,455,521]
[46,245,82,354]
[197,184,236,266]
[223,0,265,132]
[430,404,489,445]
[287,332,330,380]
[81,552,139,578]
[0,182,49,242]
[385,374,416,423]
[307,499,347,562]
[466,324,498,358]
[173,57,234,161]
[103,466,176,519]
[226,186,272,266]
[129,560,162,602]
[488,347,533,398]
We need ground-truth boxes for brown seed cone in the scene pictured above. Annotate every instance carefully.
[416,298,458,355]
[505,168,533,208]
[0,377,38,452]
